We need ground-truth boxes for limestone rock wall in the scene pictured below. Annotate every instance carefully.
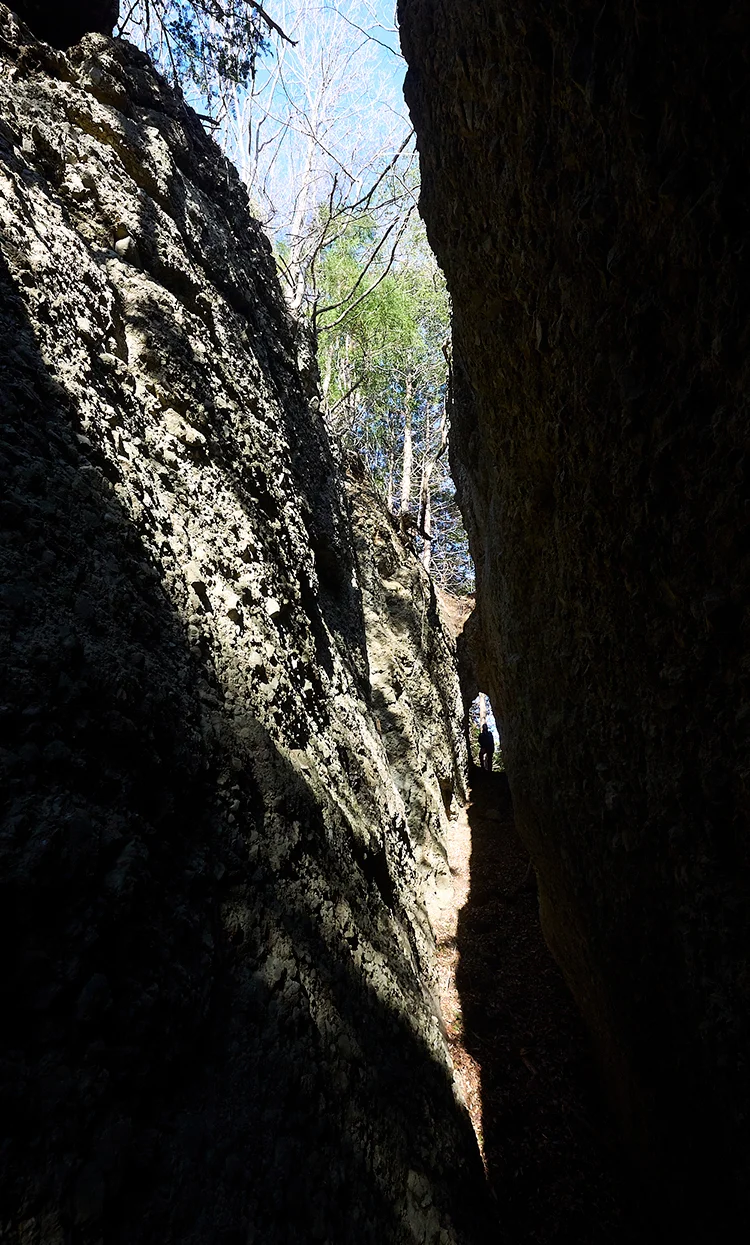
[399,0,750,1226]
[345,473,469,954]
[0,10,491,1243]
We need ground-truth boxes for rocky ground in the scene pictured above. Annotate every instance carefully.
[435,769,661,1245]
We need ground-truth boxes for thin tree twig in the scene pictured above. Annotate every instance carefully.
[328,375,365,414]
[115,0,140,35]
[248,1,298,46]
[316,205,415,332]
[316,229,399,325]
[316,213,401,319]
[330,130,415,220]
[323,4,403,58]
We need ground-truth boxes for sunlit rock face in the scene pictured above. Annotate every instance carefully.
[0,10,492,1242]
[399,0,750,1225]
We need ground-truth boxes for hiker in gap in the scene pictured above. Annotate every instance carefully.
[478,722,494,772]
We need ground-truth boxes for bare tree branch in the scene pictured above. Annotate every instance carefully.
[322,4,402,58]
[329,375,365,414]
[248,1,298,45]
[115,0,140,34]
[316,205,416,333]
[315,216,400,320]
[330,130,415,220]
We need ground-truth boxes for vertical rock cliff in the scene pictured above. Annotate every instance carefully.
[399,0,750,1228]
[0,10,492,1242]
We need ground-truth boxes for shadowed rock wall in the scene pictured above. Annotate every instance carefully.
[399,0,750,1226]
[0,10,492,1242]
[13,0,118,49]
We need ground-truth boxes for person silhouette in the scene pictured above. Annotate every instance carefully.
[478,723,494,771]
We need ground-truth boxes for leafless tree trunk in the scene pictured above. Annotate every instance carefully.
[418,393,448,569]
[400,375,413,514]
[420,488,432,571]
[214,0,414,323]
[286,130,319,315]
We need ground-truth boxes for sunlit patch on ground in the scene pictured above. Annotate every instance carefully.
[430,798,486,1162]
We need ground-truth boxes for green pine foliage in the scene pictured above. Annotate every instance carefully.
[119,2,271,112]
[316,217,474,596]
[121,1,474,596]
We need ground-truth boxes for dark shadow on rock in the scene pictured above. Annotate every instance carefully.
[456,767,659,1245]
[12,2,118,49]
[0,251,493,1243]
[0,247,218,1234]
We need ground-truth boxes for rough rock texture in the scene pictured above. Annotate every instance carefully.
[399,0,750,1229]
[0,10,492,1242]
[346,474,469,945]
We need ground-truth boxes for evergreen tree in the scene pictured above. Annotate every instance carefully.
[316,217,474,595]
[16,0,474,594]
[118,2,280,108]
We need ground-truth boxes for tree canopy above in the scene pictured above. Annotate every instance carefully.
[16,0,474,595]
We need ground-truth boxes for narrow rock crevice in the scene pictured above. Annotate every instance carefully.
[399,0,750,1229]
[439,769,657,1244]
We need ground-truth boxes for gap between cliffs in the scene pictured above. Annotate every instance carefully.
[433,764,661,1245]
[0,8,694,1243]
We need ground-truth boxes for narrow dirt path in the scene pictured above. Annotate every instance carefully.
[434,768,654,1244]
